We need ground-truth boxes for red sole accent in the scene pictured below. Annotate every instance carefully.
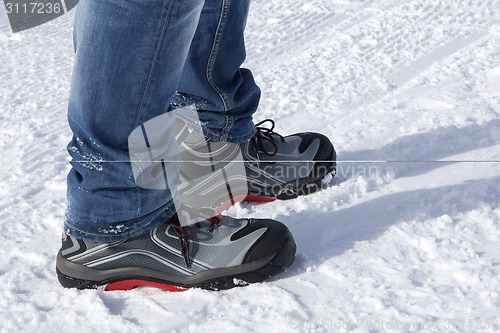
[216,194,275,213]
[104,280,188,292]
[243,195,276,203]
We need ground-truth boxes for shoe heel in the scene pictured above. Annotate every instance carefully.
[56,268,98,289]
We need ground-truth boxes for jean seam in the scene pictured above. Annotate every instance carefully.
[206,0,231,112]
[130,1,176,217]
[223,114,234,138]
[134,2,176,127]
[204,124,255,142]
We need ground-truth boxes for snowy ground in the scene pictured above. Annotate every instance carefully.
[1,0,499,332]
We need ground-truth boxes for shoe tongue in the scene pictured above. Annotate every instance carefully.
[258,134,301,156]
[259,135,279,152]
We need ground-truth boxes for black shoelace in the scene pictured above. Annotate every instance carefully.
[169,214,191,267]
[169,206,222,267]
[251,119,285,165]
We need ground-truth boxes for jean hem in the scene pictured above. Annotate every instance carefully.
[202,124,256,143]
[64,202,176,242]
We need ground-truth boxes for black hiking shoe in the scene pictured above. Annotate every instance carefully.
[173,116,336,212]
[241,119,336,201]
[56,214,296,291]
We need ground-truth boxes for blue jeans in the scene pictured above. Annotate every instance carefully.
[65,0,260,242]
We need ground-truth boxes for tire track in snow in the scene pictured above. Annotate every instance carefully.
[248,0,494,115]
[340,29,489,112]
[245,0,392,74]
[332,0,492,111]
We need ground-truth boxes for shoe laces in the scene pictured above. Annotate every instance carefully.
[251,119,285,164]
[169,206,223,267]
[192,207,223,232]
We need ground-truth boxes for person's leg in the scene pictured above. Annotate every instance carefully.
[65,0,205,242]
[58,0,296,291]
[174,0,259,143]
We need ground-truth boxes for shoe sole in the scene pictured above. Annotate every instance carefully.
[56,233,296,292]
[212,169,334,214]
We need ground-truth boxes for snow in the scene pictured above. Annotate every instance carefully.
[1,0,499,331]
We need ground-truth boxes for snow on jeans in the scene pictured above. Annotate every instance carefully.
[65,0,260,242]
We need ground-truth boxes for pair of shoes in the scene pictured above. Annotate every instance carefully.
[57,120,335,291]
